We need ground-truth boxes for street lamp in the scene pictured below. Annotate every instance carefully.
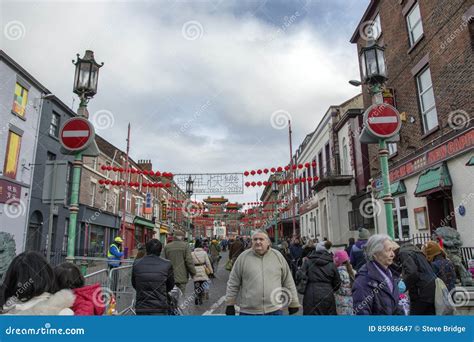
[185,176,194,237]
[358,41,395,239]
[272,180,279,245]
[66,50,103,263]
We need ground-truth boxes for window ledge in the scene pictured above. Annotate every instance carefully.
[48,134,60,141]
[388,151,399,160]
[11,111,26,121]
[421,125,440,139]
[407,34,425,54]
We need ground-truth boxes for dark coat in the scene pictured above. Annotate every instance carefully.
[431,255,456,291]
[131,255,175,315]
[352,261,402,315]
[302,250,341,315]
[229,239,244,261]
[397,244,436,304]
[350,240,367,271]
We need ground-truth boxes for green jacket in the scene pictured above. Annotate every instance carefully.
[225,248,300,314]
[164,241,196,284]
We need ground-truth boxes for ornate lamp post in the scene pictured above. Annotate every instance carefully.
[186,176,194,237]
[272,179,280,245]
[359,41,395,239]
[66,51,103,262]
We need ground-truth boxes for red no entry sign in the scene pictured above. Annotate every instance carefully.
[60,117,95,152]
[365,103,401,138]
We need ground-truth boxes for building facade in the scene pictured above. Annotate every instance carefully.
[351,0,474,243]
[0,50,49,256]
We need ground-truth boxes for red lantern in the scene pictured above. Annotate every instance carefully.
[105,180,110,185]
[312,161,316,167]
[168,173,174,178]
[155,171,161,177]
[110,181,116,186]
[288,179,293,184]
[250,170,256,176]
[106,166,112,171]
[251,182,256,187]
[244,171,249,176]
[245,182,250,187]
[307,177,312,182]
[142,182,148,187]
[165,183,171,188]
[149,171,154,176]
[298,164,303,169]
[270,167,276,173]
[305,162,310,168]
[284,165,290,171]
[291,165,297,170]
[294,179,300,184]
[143,170,149,175]
[277,166,282,172]
[130,169,136,174]
[112,167,118,172]
[98,179,105,185]
[101,165,107,170]
[263,168,269,174]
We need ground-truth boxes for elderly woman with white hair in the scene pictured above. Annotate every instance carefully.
[352,234,403,315]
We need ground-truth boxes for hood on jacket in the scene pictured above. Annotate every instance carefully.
[72,283,105,316]
[4,290,75,315]
[354,240,367,249]
[308,250,333,265]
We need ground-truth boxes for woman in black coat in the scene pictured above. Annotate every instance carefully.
[302,242,341,315]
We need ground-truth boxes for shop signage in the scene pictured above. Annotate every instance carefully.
[0,179,21,204]
[389,129,474,182]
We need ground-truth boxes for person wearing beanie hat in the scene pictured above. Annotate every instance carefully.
[333,250,355,315]
[301,241,341,315]
[423,241,456,291]
[350,228,371,271]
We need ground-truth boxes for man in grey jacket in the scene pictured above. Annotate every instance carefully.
[225,230,300,315]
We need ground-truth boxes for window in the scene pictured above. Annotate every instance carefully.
[416,67,438,132]
[3,131,22,179]
[388,143,398,156]
[92,157,98,170]
[406,3,424,46]
[126,191,132,212]
[62,219,69,253]
[342,138,349,174]
[103,188,109,210]
[47,152,56,161]
[372,13,382,40]
[392,196,410,239]
[12,83,28,117]
[135,197,143,216]
[49,113,60,137]
[90,182,97,206]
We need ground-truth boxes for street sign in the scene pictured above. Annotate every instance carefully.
[365,103,401,139]
[59,117,95,152]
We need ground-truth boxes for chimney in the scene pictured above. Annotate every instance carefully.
[138,159,153,171]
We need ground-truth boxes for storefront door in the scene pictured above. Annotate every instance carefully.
[427,190,456,231]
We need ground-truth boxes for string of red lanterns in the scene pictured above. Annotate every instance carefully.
[98,179,172,188]
[243,161,316,177]
[244,176,319,187]
[100,165,173,178]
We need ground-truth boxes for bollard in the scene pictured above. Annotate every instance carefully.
[80,260,88,276]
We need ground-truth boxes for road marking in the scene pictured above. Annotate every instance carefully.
[202,295,226,315]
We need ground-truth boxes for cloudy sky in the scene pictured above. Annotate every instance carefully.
[1,0,368,204]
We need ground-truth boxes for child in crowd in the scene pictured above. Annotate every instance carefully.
[54,263,105,316]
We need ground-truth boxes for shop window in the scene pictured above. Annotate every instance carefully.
[135,197,143,216]
[416,67,438,133]
[406,3,424,46]
[3,131,22,179]
[393,196,410,239]
[12,83,28,117]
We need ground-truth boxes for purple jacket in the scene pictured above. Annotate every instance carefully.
[352,261,403,315]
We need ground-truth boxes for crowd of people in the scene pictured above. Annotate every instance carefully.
[0,228,459,316]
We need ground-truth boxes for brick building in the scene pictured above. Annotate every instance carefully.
[351,0,473,243]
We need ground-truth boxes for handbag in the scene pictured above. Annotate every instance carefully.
[194,253,212,276]
[434,277,455,315]
[295,262,309,294]
[225,258,234,271]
